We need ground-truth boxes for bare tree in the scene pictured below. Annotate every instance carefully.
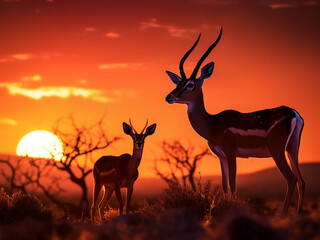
[0,156,66,210]
[155,141,210,191]
[0,115,120,217]
[51,115,120,215]
[0,157,31,194]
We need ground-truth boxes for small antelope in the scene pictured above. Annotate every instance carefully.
[165,28,305,217]
[91,119,156,222]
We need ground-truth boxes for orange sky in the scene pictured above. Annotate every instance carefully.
[0,0,319,178]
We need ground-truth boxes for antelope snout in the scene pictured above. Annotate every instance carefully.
[165,94,176,104]
[137,142,143,148]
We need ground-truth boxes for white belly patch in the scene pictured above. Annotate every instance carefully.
[235,146,271,158]
[226,127,267,137]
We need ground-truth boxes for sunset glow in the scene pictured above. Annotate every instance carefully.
[0,0,319,178]
[16,130,63,161]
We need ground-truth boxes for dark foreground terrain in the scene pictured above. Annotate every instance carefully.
[1,183,320,240]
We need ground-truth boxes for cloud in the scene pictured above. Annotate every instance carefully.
[259,0,319,9]
[192,0,319,8]
[105,32,120,38]
[85,27,96,32]
[167,26,193,38]
[268,0,318,8]
[11,54,33,60]
[0,82,113,103]
[268,0,318,9]
[77,79,87,85]
[139,18,196,38]
[191,0,239,5]
[42,52,62,60]
[0,52,63,63]
[0,118,17,126]
[304,0,317,5]
[0,53,33,63]
[21,74,42,82]
[140,18,161,29]
[269,3,296,9]
[98,63,142,70]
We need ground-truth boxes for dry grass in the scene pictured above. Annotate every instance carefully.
[1,186,320,240]
[139,181,247,222]
[0,188,53,224]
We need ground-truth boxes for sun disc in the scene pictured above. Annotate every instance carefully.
[16,130,64,161]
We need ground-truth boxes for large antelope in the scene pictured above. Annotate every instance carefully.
[91,119,156,222]
[165,28,305,217]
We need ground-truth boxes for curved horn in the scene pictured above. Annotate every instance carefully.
[129,118,137,134]
[179,33,201,80]
[140,119,149,134]
[190,28,222,79]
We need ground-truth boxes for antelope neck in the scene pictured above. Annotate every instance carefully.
[128,146,143,175]
[187,90,213,141]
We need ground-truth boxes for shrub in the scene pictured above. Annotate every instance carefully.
[10,192,53,222]
[140,181,247,222]
[0,188,10,223]
[0,189,53,224]
[140,182,206,220]
[103,206,119,223]
[209,187,248,220]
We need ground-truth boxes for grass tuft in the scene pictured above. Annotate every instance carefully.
[0,188,53,224]
[140,181,247,222]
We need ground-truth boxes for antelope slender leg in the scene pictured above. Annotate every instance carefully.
[286,127,305,214]
[208,143,229,193]
[126,184,134,213]
[287,152,305,214]
[268,127,296,216]
[220,157,229,193]
[98,187,114,222]
[227,154,237,193]
[115,187,123,215]
[271,151,296,217]
[91,182,102,222]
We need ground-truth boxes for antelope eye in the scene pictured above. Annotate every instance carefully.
[186,83,194,89]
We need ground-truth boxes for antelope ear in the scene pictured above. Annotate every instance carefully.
[144,123,157,137]
[199,62,214,86]
[123,122,134,137]
[166,71,181,84]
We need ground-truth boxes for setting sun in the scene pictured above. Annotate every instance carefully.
[0,1,319,238]
[16,130,64,161]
